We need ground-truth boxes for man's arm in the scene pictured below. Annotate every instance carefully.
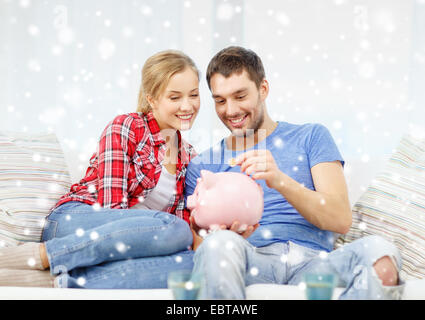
[236,150,352,234]
[276,160,352,234]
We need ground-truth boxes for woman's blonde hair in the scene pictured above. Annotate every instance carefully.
[136,50,199,113]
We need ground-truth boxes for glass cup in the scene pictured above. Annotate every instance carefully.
[167,270,201,300]
[303,273,337,300]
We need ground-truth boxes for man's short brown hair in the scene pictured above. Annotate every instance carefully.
[206,46,265,90]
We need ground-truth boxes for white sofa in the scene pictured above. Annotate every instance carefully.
[1,280,425,300]
[0,131,424,300]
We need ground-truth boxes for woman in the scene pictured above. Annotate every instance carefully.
[0,50,200,288]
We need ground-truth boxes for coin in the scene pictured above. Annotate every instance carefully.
[228,158,237,167]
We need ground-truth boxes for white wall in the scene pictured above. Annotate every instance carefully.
[1,0,424,205]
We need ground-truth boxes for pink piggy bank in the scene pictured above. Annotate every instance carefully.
[187,170,264,231]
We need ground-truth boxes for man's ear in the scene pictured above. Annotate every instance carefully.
[259,79,269,100]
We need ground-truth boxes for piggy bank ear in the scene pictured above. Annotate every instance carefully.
[200,170,215,189]
[257,183,264,195]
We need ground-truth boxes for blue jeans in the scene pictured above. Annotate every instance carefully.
[41,201,194,288]
[192,230,405,299]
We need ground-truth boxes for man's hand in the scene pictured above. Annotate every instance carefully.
[234,149,284,190]
[189,216,259,251]
[225,220,259,239]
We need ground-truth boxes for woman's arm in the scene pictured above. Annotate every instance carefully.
[97,115,138,209]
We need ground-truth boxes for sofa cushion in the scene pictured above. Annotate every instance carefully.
[336,133,425,280]
[0,131,71,246]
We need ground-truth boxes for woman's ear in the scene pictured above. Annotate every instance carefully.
[146,94,157,110]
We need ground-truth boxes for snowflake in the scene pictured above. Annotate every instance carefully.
[208,239,218,249]
[280,254,288,263]
[225,240,235,250]
[140,5,152,16]
[198,229,208,238]
[19,0,31,8]
[250,267,259,276]
[122,26,133,38]
[75,228,85,237]
[333,120,342,130]
[57,27,75,45]
[115,242,127,253]
[98,38,116,60]
[261,228,272,240]
[275,11,290,26]
[77,277,86,286]
[358,62,376,79]
[216,3,234,20]
[319,251,328,259]
[185,281,194,290]
[90,231,99,240]
[27,257,36,267]
[361,154,370,163]
[32,153,41,162]
[273,137,284,148]
[28,25,39,36]
[36,197,49,207]
[28,59,41,72]
[376,11,396,33]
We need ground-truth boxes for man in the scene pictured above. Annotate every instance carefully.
[185,46,404,299]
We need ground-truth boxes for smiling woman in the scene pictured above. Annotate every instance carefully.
[0,50,200,289]
[146,67,200,133]
[137,49,200,131]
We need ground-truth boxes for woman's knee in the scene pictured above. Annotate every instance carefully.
[173,218,193,249]
[153,214,193,250]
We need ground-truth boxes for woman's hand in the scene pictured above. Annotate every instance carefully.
[189,216,204,251]
[234,149,284,190]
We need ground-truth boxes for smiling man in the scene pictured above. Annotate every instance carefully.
[185,46,404,300]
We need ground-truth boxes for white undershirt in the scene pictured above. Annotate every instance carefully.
[131,166,176,211]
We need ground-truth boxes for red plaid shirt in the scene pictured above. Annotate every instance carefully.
[52,112,197,223]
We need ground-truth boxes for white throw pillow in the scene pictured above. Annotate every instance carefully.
[336,133,425,280]
[0,131,71,246]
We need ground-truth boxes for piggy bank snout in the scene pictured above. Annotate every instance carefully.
[187,194,196,210]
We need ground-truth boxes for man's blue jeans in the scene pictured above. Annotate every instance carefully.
[41,201,194,288]
[192,230,405,299]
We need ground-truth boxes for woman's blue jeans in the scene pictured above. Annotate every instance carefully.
[41,201,194,289]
